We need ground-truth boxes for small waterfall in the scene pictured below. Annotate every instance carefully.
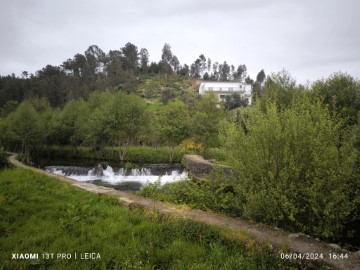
[102,166,115,179]
[47,167,65,176]
[130,168,152,176]
[45,164,188,189]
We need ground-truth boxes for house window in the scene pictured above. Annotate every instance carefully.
[219,95,226,100]
[219,87,222,91]
[208,87,213,91]
[229,87,233,91]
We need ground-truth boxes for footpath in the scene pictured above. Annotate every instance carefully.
[7,153,360,270]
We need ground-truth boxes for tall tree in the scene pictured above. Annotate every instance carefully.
[103,92,147,161]
[256,69,266,84]
[178,64,189,76]
[2,101,44,162]
[212,62,219,80]
[207,58,212,73]
[198,54,207,77]
[245,76,254,84]
[170,55,180,73]
[161,43,173,64]
[220,61,230,81]
[234,65,247,82]
[192,93,225,153]
[224,93,248,110]
[85,45,106,78]
[73,54,87,78]
[121,42,139,71]
[160,43,174,77]
[139,48,149,72]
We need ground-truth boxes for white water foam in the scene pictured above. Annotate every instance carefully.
[46,165,188,185]
[47,168,65,176]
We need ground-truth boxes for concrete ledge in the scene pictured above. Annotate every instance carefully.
[183,154,234,177]
[6,153,360,270]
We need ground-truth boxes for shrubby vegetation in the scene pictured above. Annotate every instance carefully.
[140,169,242,216]
[220,94,357,239]
[33,145,183,164]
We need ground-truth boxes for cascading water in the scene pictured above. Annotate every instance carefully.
[45,164,188,191]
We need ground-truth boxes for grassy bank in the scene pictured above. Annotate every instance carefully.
[0,168,299,270]
[32,145,183,164]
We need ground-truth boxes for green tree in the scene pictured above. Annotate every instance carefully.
[50,99,88,150]
[312,72,360,126]
[158,100,190,162]
[224,93,248,110]
[0,100,18,117]
[103,92,147,161]
[160,43,174,78]
[121,42,139,71]
[170,55,180,73]
[178,64,189,77]
[259,69,298,108]
[192,93,225,153]
[3,101,45,162]
[139,48,149,72]
[245,76,254,84]
[85,45,106,81]
[220,61,230,81]
[234,65,247,82]
[161,43,173,64]
[212,62,219,81]
[256,69,266,84]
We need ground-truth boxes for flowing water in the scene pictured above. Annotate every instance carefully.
[45,163,188,191]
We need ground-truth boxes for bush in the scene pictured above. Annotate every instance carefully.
[140,169,242,216]
[220,94,358,240]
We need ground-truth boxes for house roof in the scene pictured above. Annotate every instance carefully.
[199,81,252,94]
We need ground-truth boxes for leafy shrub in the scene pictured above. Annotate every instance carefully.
[140,169,242,216]
[220,94,358,240]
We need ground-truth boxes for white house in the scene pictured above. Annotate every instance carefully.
[198,82,252,105]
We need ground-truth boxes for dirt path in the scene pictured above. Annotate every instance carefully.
[7,153,360,270]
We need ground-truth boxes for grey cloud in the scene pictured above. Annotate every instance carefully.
[0,0,359,84]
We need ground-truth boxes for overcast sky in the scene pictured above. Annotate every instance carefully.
[0,0,359,84]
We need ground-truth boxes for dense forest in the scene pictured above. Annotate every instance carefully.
[0,42,359,248]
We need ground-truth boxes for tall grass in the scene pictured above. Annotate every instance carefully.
[0,168,299,269]
[33,145,183,164]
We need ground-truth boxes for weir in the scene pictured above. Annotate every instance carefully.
[45,164,188,191]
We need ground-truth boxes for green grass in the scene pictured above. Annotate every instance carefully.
[0,168,299,270]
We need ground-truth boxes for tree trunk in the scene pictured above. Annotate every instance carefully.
[119,138,130,162]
